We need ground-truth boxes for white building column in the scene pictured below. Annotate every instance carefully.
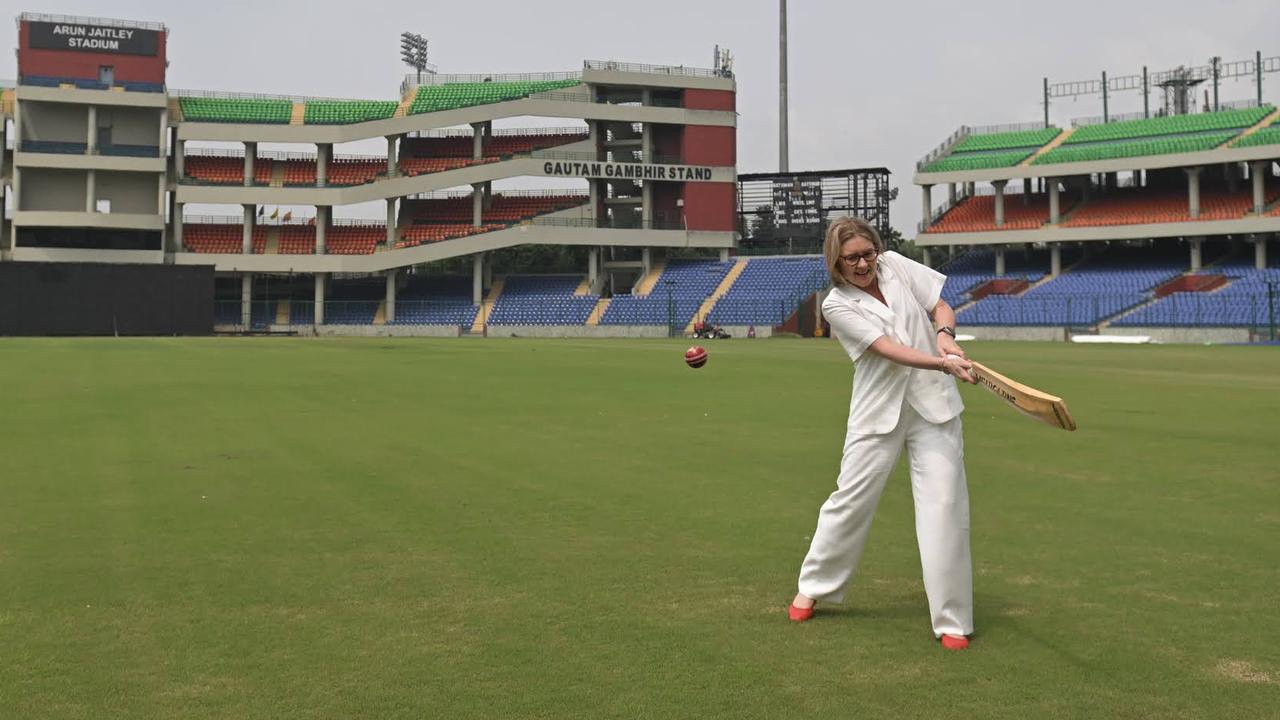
[922,248,932,267]
[386,135,400,177]
[1256,236,1268,269]
[1050,244,1062,276]
[719,248,730,262]
[473,253,484,305]
[317,143,331,187]
[87,105,97,152]
[588,247,599,287]
[642,247,652,276]
[85,170,96,212]
[385,198,397,248]
[1186,167,1202,219]
[242,204,255,253]
[1049,178,1061,224]
[314,273,327,325]
[471,122,485,160]
[642,182,653,227]
[244,142,256,187]
[1251,161,1267,215]
[173,202,185,252]
[995,246,1006,277]
[920,184,933,228]
[993,180,1008,227]
[1190,237,1203,271]
[385,269,397,324]
[175,138,185,178]
[240,273,252,327]
[316,206,328,254]
[472,183,483,227]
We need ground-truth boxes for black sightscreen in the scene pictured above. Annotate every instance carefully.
[0,262,213,336]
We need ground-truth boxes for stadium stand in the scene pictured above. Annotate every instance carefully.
[950,128,1062,153]
[397,223,506,249]
[184,224,268,254]
[328,159,387,186]
[390,275,479,326]
[600,259,734,325]
[1062,184,1280,227]
[487,275,599,325]
[1063,106,1273,144]
[278,226,316,254]
[326,226,384,255]
[1033,131,1238,165]
[184,155,273,185]
[407,79,581,115]
[926,193,1066,233]
[178,97,293,124]
[303,99,398,124]
[924,149,1038,173]
[706,256,826,326]
[325,279,384,324]
[1113,260,1280,327]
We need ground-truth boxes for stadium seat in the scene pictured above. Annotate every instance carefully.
[407,79,581,115]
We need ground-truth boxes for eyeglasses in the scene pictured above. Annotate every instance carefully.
[839,250,878,266]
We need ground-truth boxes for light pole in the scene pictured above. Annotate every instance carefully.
[400,32,430,87]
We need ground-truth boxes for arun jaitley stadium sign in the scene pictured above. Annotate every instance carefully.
[28,21,160,56]
[542,161,714,181]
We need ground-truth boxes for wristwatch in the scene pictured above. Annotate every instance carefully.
[936,326,956,339]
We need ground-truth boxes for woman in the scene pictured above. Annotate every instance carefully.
[789,216,977,651]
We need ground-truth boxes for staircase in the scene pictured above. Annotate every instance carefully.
[1021,127,1075,166]
[470,277,505,333]
[1229,107,1280,147]
[290,102,306,126]
[631,260,666,297]
[586,298,611,326]
[395,90,417,118]
[573,275,592,296]
[685,258,748,333]
[372,300,387,326]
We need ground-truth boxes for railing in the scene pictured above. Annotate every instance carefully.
[528,216,686,231]
[407,71,582,85]
[1071,110,1152,127]
[916,127,969,171]
[408,126,589,139]
[20,140,89,155]
[19,12,166,31]
[182,214,383,227]
[172,87,377,104]
[21,75,165,93]
[408,189,589,200]
[184,148,387,162]
[584,60,730,78]
[100,144,162,158]
[968,120,1051,135]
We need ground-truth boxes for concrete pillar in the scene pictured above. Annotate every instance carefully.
[472,253,484,305]
[1022,177,1031,205]
[85,170,96,212]
[1252,161,1267,214]
[947,183,956,205]
[642,182,653,227]
[1186,167,1202,219]
[471,122,484,160]
[995,247,1006,277]
[588,179,600,224]
[159,110,168,158]
[173,202,185,252]
[588,247,599,287]
[385,198,397,248]
[385,269,397,324]
[316,206,328,254]
[719,248,730,262]
[243,204,254,253]
[1190,237,1203,271]
[175,138,185,178]
[244,142,256,187]
[642,247,652,276]
[386,135,399,177]
[993,180,1008,227]
[317,143,331,187]
[314,273,327,325]
[1256,236,1268,269]
[472,183,483,227]
[1050,244,1062,276]
[922,248,932,267]
[240,273,252,327]
[920,185,933,228]
[1049,178,1060,224]
[642,118,653,161]
[482,181,492,210]
[965,181,975,196]
[87,105,96,152]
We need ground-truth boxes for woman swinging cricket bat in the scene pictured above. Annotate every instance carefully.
[789,217,977,651]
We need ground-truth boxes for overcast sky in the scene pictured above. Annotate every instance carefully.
[4,0,1280,230]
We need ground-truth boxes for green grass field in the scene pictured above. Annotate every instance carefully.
[1,338,1277,719]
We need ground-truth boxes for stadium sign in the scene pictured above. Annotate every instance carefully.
[542,161,714,181]
[28,21,160,56]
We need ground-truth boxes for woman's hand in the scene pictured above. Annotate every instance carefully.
[941,353,976,384]
[937,333,966,360]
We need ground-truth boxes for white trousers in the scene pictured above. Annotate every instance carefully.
[797,400,973,637]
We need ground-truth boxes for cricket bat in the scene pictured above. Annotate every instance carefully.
[967,360,1077,431]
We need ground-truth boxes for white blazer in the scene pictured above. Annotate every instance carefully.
[822,251,965,435]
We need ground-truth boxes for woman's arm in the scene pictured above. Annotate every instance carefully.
[930,298,967,360]
[867,335,975,382]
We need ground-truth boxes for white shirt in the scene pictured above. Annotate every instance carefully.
[822,251,965,435]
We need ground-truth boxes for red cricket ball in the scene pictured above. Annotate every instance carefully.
[685,346,708,369]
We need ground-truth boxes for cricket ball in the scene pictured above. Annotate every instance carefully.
[685,346,708,369]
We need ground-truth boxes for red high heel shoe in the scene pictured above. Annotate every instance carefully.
[940,634,970,650]
[788,602,815,622]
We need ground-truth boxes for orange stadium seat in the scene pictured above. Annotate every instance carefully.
[278,226,316,254]
[926,194,1061,233]
[1062,185,1279,227]
[326,226,383,255]
[184,224,267,253]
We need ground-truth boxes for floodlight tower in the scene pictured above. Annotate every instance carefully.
[400,32,430,86]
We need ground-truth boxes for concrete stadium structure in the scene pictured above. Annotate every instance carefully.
[1,12,751,332]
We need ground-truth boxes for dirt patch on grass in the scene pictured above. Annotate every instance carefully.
[1215,659,1277,685]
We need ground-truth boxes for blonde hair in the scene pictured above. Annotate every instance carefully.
[823,216,884,287]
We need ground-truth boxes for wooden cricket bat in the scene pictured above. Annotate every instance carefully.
[968,360,1077,432]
